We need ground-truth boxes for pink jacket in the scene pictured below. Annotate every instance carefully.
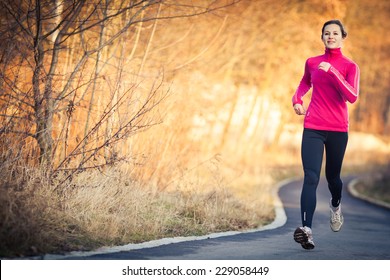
[292,48,360,132]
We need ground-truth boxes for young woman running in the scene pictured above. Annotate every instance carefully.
[292,19,360,250]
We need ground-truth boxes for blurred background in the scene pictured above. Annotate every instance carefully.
[1,0,389,181]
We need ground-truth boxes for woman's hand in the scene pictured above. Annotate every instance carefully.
[318,62,331,72]
[293,104,306,115]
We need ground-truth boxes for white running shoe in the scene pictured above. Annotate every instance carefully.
[293,226,315,250]
[330,200,344,232]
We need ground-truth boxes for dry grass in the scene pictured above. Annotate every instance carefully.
[0,169,86,257]
[0,161,275,258]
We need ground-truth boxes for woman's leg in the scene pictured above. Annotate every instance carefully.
[325,131,348,207]
[300,129,326,228]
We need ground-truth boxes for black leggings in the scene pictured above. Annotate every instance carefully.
[300,128,348,228]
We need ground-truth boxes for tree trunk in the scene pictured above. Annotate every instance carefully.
[32,0,52,168]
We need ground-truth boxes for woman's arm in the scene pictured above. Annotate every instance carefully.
[292,60,312,106]
[328,63,360,104]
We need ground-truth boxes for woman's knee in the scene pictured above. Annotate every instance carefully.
[304,169,320,186]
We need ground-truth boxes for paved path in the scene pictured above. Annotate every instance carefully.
[53,176,390,260]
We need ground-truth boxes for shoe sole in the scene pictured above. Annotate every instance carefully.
[293,227,315,250]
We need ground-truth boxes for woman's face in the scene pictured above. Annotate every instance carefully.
[322,24,344,49]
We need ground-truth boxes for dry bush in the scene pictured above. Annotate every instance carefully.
[0,168,91,257]
[0,159,274,258]
[62,160,275,243]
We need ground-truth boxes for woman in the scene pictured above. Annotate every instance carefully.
[292,19,360,250]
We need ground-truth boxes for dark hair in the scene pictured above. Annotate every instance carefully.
[321,20,347,39]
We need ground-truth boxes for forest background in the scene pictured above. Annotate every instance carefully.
[0,0,389,257]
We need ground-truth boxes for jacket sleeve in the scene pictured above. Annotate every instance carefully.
[292,60,312,106]
[328,63,360,104]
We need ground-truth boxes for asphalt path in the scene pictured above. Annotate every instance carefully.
[54,176,390,260]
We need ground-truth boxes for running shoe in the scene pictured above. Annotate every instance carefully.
[330,201,344,232]
[293,226,315,250]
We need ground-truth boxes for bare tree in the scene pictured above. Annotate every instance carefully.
[0,0,240,175]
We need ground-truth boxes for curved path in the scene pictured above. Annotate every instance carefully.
[51,176,390,260]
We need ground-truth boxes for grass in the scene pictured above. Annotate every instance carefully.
[0,163,275,258]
